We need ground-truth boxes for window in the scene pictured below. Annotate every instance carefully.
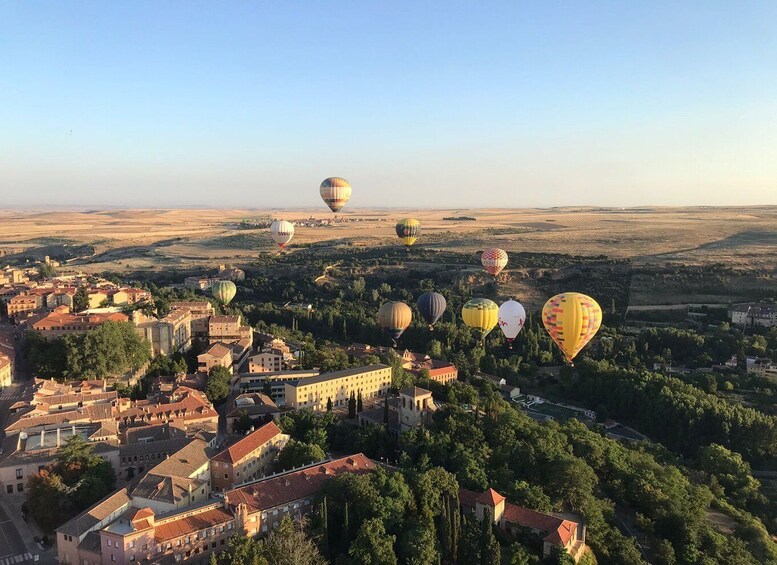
[111,556,115,562]
[15,469,22,479]
[17,483,23,492]
[6,485,12,494]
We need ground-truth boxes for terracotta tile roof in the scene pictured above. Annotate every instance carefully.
[32,311,128,330]
[154,505,234,543]
[209,315,241,324]
[202,342,233,359]
[460,487,579,548]
[477,488,505,507]
[226,454,376,512]
[129,507,155,522]
[211,421,283,465]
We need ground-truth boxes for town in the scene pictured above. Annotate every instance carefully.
[0,247,775,565]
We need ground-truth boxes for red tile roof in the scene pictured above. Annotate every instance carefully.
[154,506,234,542]
[211,421,283,465]
[226,454,376,512]
[477,488,505,507]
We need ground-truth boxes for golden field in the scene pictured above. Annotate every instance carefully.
[0,206,776,273]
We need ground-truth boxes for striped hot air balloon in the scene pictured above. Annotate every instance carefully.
[481,248,508,277]
[417,292,446,329]
[211,280,237,306]
[320,177,352,212]
[395,218,421,248]
[462,298,499,342]
[270,220,294,248]
[542,292,602,364]
[378,301,412,344]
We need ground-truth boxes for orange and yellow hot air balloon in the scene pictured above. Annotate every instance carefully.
[320,177,352,212]
[542,292,602,364]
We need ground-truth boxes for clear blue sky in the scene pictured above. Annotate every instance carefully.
[2,1,776,208]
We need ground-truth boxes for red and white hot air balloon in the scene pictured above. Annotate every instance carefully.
[270,220,294,248]
[498,299,526,348]
[482,248,508,276]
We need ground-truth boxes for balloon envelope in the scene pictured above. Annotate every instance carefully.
[211,280,237,306]
[395,218,421,247]
[542,292,602,363]
[270,220,294,248]
[462,298,499,340]
[482,248,508,276]
[320,177,352,212]
[498,300,526,342]
[378,301,412,341]
[417,292,446,328]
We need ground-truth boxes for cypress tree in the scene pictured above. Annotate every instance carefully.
[348,391,357,419]
[383,395,390,424]
[341,500,350,551]
[320,496,330,557]
[450,493,461,561]
[357,390,363,412]
[326,397,333,412]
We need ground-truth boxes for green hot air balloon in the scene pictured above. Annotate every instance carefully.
[211,280,237,306]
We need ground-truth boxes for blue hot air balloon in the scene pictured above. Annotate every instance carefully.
[417,292,447,330]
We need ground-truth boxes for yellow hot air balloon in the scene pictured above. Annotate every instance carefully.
[542,292,602,364]
[378,301,412,345]
[320,177,352,212]
[395,218,421,248]
[462,298,499,342]
[211,280,237,306]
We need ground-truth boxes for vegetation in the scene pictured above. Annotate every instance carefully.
[23,321,150,381]
[26,435,116,532]
[205,365,231,404]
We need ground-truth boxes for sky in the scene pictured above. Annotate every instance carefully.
[1,1,776,209]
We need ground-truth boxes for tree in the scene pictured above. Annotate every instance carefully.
[26,471,67,531]
[348,391,357,419]
[349,518,397,565]
[205,365,231,404]
[383,395,390,424]
[73,286,90,312]
[357,390,364,413]
[222,535,268,565]
[232,410,253,434]
[262,516,326,565]
[39,262,56,279]
[480,509,500,565]
[326,396,333,412]
[509,543,539,565]
[276,440,325,471]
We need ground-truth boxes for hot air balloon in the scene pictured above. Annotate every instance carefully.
[211,280,237,307]
[417,292,446,330]
[482,248,508,277]
[395,218,421,248]
[270,220,294,248]
[378,301,412,345]
[462,298,499,343]
[542,292,602,364]
[498,299,526,348]
[320,177,352,212]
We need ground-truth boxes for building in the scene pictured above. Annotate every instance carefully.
[397,386,436,433]
[411,359,458,384]
[210,421,289,491]
[0,354,12,387]
[184,276,215,290]
[30,307,129,339]
[236,370,320,405]
[129,438,213,514]
[57,453,373,565]
[169,301,215,341]
[218,265,245,282]
[730,303,777,328]
[284,364,391,411]
[133,309,192,357]
[208,315,253,345]
[460,487,587,562]
[197,342,234,374]
[111,288,151,306]
[225,393,281,432]
[0,423,120,496]
[56,438,218,565]
[746,357,777,377]
[225,453,377,536]
[45,288,76,309]
[6,293,43,319]
[248,351,284,373]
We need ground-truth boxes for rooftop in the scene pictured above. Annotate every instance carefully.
[285,364,389,388]
[211,421,283,465]
[226,454,376,512]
